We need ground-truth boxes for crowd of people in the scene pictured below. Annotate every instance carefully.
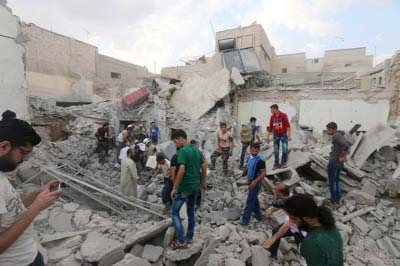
[0,105,349,265]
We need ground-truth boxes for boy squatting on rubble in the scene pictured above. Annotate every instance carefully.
[0,119,63,266]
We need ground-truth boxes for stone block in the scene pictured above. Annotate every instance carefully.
[49,208,74,232]
[347,190,375,205]
[351,217,369,234]
[113,254,151,266]
[130,244,144,257]
[251,245,271,266]
[80,232,124,266]
[73,210,92,228]
[141,244,164,262]
[225,258,245,266]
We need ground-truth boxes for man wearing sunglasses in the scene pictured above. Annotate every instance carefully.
[0,119,62,266]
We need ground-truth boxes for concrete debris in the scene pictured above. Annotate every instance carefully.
[48,208,74,232]
[169,68,232,120]
[141,244,164,262]
[347,189,375,205]
[230,67,245,86]
[113,254,152,266]
[350,123,396,168]
[165,239,204,261]
[251,246,271,266]
[124,219,172,249]
[80,231,125,266]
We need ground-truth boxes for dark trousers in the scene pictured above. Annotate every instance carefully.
[211,147,230,171]
[273,133,288,165]
[98,141,109,163]
[29,252,45,266]
[162,178,173,206]
[268,224,304,258]
[242,183,262,225]
[328,160,342,204]
[240,142,250,169]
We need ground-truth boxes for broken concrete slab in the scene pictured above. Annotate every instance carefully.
[340,207,375,223]
[361,181,377,198]
[63,202,80,212]
[48,208,74,232]
[165,239,204,261]
[80,231,125,266]
[347,190,375,205]
[124,219,172,249]
[225,258,245,266]
[40,230,91,244]
[351,217,369,234]
[169,68,231,120]
[251,245,271,266]
[266,150,311,176]
[377,237,400,258]
[113,254,151,266]
[350,123,396,168]
[57,254,81,266]
[73,209,92,228]
[193,237,222,266]
[230,67,245,86]
[141,244,164,262]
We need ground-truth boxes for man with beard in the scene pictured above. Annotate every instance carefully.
[0,119,62,266]
[281,194,343,266]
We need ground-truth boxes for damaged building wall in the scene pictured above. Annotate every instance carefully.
[0,3,29,119]
[22,23,97,103]
[238,85,393,136]
[271,53,306,74]
[299,99,390,133]
[161,53,223,80]
[323,48,373,77]
[95,54,150,99]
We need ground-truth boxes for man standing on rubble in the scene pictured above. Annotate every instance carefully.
[96,123,110,163]
[150,122,160,144]
[266,104,291,170]
[0,119,62,266]
[170,130,206,249]
[326,122,350,207]
[210,122,234,175]
[120,148,139,197]
[239,117,261,170]
[242,142,266,226]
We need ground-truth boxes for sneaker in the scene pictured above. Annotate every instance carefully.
[272,164,281,170]
[280,163,288,168]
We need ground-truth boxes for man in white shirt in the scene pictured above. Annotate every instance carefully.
[120,149,139,197]
[0,119,62,266]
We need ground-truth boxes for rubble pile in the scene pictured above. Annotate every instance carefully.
[12,71,400,266]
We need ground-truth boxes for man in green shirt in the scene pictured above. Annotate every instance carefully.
[170,130,206,249]
[283,194,343,266]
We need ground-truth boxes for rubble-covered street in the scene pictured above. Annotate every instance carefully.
[2,1,400,266]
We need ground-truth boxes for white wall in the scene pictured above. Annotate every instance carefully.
[299,99,390,133]
[237,101,297,134]
[0,4,28,119]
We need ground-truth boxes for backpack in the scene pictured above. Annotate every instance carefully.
[240,124,252,144]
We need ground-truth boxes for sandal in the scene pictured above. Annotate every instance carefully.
[170,240,188,250]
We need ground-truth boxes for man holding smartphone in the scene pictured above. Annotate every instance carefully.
[0,119,62,266]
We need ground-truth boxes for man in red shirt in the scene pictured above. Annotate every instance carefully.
[266,104,291,169]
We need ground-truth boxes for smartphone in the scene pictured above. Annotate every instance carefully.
[49,181,61,192]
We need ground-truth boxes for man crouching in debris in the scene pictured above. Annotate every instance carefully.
[241,142,266,226]
[262,183,305,260]
[0,119,62,266]
[326,122,350,207]
[282,194,343,266]
[170,129,206,249]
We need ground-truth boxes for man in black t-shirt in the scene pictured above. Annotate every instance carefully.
[96,123,109,163]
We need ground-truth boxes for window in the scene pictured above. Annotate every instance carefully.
[378,77,383,85]
[281,68,287,73]
[313,59,319,63]
[111,72,121,79]
[371,78,376,86]
[344,63,352,67]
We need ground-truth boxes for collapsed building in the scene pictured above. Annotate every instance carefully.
[2,2,400,266]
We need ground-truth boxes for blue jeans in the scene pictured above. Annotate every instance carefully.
[273,133,288,165]
[242,183,262,225]
[240,143,250,168]
[328,160,342,204]
[171,191,197,243]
